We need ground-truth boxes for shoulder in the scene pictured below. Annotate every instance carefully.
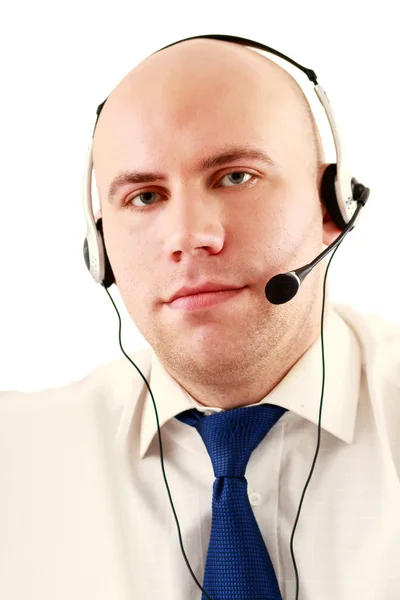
[333,303,400,347]
[0,346,153,414]
[334,302,400,376]
[334,302,400,339]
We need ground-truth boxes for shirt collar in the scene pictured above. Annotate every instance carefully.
[139,302,361,458]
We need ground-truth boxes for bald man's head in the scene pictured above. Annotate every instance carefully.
[89,38,340,407]
[93,38,325,195]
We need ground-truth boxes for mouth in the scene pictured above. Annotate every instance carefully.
[166,287,245,311]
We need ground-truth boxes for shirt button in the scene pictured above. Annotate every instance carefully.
[204,410,213,416]
[249,492,261,506]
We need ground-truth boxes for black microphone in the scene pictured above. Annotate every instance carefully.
[265,183,370,305]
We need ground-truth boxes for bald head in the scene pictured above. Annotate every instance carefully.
[93,38,325,201]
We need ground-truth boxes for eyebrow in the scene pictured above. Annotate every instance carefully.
[106,145,277,204]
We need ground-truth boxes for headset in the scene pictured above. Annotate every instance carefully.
[82,34,370,600]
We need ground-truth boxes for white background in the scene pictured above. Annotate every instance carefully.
[0,0,398,391]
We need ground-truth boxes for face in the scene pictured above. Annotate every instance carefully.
[92,40,340,386]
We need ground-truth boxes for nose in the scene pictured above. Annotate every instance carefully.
[163,190,225,261]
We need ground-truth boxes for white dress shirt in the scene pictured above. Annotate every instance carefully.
[5,301,400,599]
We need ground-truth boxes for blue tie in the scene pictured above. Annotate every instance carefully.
[176,403,287,600]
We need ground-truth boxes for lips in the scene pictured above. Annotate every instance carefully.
[167,283,243,304]
[167,287,245,311]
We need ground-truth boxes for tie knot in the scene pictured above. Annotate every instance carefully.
[176,404,287,478]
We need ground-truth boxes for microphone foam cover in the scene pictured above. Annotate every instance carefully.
[265,273,299,305]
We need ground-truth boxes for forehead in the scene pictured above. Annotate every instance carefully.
[93,43,304,178]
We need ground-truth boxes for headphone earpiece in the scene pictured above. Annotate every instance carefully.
[94,218,115,289]
[320,163,348,231]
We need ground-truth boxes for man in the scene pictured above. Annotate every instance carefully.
[5,38,400,599]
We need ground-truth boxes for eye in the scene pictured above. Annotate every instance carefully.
[123,171,255,210]
[126,191,160,209]
[219,171,253,187]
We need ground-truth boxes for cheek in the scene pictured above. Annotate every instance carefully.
[242,187,293,244]
[245,186,318,268]
[104,229,152,290]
